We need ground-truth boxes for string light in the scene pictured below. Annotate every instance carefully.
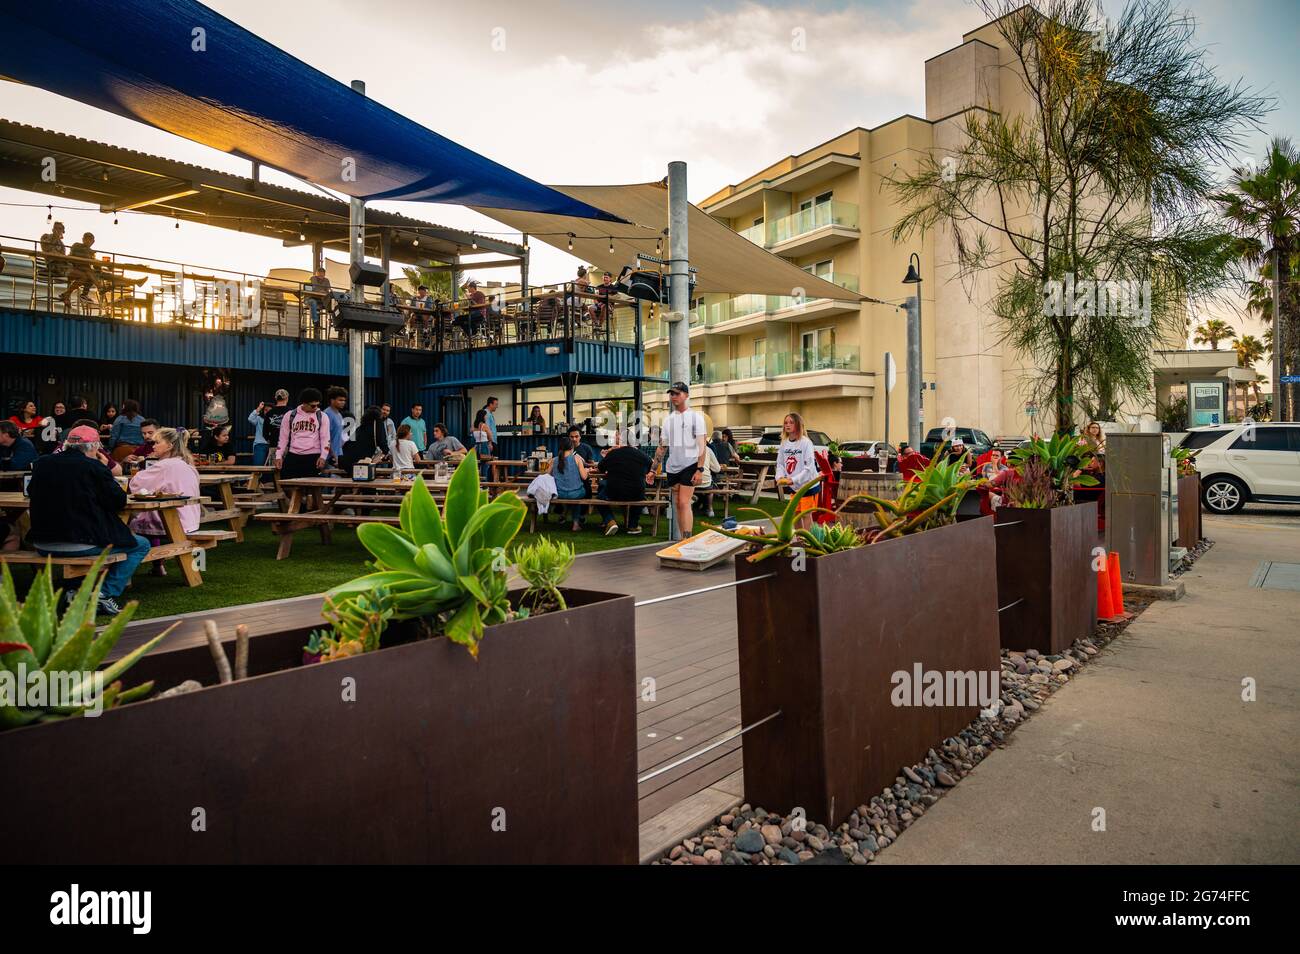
[47,205,52,223]
[567,232,574,251]
[472,241,478,250]
[609,237,614,254]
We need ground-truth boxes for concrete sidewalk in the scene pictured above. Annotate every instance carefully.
[877,519,1300,865]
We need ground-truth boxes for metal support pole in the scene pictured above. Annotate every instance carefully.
[1272,245,1283,421]
[520,233,530,311]
[667,161,690,388]
[348,79,367,411]
[906,296,922,448]
[380,228,391,305]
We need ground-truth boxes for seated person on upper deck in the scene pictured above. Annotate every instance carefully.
[60,232,103,306]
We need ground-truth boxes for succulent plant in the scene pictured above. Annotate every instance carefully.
[1,554,172,729]
[325,452,527,658]
[854,443,984,539]
[514,537,576,612]
[706,478,856,561]
[1004,455,1056,508]
[1009,434,1097,505]
[317,588,396,661]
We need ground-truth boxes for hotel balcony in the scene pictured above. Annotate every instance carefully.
[767,200,859,257]
[641,274,860,340]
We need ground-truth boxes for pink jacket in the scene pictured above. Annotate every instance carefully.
[128,458,201,536]
[277,406,331,460]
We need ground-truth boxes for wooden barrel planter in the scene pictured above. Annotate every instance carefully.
[0,589,639,864]
[834,471,904,529]
[993,502,1098,655]
[1175,475,1202,547]
[733,517,1000,829]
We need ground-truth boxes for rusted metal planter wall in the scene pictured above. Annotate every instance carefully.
[1176,475,1202,547]
[993,503,1098,655]
[734,517,1000,829]
[0,590,638,864]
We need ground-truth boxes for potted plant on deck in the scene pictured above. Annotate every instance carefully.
[992,434,1100,654]
[0,453,638,864]
[708,452,1001,829]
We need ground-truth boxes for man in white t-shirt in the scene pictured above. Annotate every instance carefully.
[652,382,707,541]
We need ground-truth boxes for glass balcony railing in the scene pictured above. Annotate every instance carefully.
[738,222,766,246]
[766,344,861,376]
[769,200,858,245]
[769,272,859,312]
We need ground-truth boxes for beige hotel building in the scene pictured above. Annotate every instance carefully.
[641,13,1243,440]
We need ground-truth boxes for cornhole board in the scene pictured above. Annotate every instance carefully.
[657,527,762,571]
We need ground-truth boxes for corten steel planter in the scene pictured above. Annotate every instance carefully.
[734,517,1000,829]
[0,589,638,864]
[993,503,1098,655]
[1176,475,1202,547]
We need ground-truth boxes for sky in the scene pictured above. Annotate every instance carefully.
[0,0,1295,337]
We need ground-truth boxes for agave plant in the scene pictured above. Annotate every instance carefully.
[325,452,527,658]
[1,554,172,729]
[514,537,576,612]
[1170,445,1200,477]
[856,444,984,540]
[1008,434,1097,505]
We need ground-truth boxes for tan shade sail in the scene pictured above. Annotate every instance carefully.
[473,182,863,302]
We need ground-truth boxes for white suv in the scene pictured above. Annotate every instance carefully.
[1180,423,1300,514]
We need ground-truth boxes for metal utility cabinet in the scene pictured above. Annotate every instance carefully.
[1105,432,1174,586]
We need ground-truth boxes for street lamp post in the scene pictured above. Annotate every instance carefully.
[902,253,923,448]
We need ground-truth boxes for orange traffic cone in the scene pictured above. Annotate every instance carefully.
[1096,559,1116,622]
[1108,552,1133,620]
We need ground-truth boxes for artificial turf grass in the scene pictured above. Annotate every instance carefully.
[7,497,787,622]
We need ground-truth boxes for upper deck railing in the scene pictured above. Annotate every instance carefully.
[0,235,642,352]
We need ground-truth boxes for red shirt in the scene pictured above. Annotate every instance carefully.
[8,415,45,433]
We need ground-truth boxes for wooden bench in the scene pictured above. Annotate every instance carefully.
[0,550,129,573]
[0,531,224,581]
[187,529,237,544]
[524,496,668,536]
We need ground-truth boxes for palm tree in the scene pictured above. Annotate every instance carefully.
[1193,319,1236,350]
[1214,137,1300,419]
[1233,334,1267,405]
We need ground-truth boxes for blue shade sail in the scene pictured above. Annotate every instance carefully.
[0,0,622,221]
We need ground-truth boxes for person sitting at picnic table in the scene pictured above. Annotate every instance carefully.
[307,267,331,332]
[340,405,389,472]
[567,425,595,465]
[8,400,46,438]
[275,388,331,478]
[390,424,420,472]
[60,232,102,306]
[426,423,466,462]
[26,425,147,618]
[595,431,652,536]
[591,271,616,331]
[412,284,435,310]
[128,427,200,577]
[196,423,237,464]
[0,420,38,472]
[708,429,735,467]
[552,442,590,532]
[896,442,930,481]
[99,402,118,437]
[123,419,159,466]
[108,399,146,459]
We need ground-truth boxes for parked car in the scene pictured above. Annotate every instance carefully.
[919,426,995,459]
[1180,423,1300,514]
[837,440,896,458]
[994,435,1031,453]
[756,428,832,454]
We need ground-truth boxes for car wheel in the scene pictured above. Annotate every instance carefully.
[1202,476,1247,514]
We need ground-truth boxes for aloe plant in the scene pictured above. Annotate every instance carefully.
[325,452,527,658]
[705,478,854,562]
[1009,434,1097,505]
[514,537,575,612]
[1,554,172,729]
[855,444,984,540]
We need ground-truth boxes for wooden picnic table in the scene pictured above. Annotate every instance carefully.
[195,473,254,541]
[736,459,775,504]
[257,476,450,559]
[0,492,220,586]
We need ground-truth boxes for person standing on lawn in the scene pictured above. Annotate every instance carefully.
[275,388,330,479]
[776,412,819,530]
[401,403,428,454]
[323,386,348,467]
[380,403,398,452]
[27,425,148,617]
[653,382,707,542]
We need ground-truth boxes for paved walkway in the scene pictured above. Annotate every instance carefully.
[878,518,1300,864]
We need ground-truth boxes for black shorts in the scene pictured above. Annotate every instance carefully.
[665,464,699,487]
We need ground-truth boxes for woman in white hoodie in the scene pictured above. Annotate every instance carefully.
[776,412,819,529]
